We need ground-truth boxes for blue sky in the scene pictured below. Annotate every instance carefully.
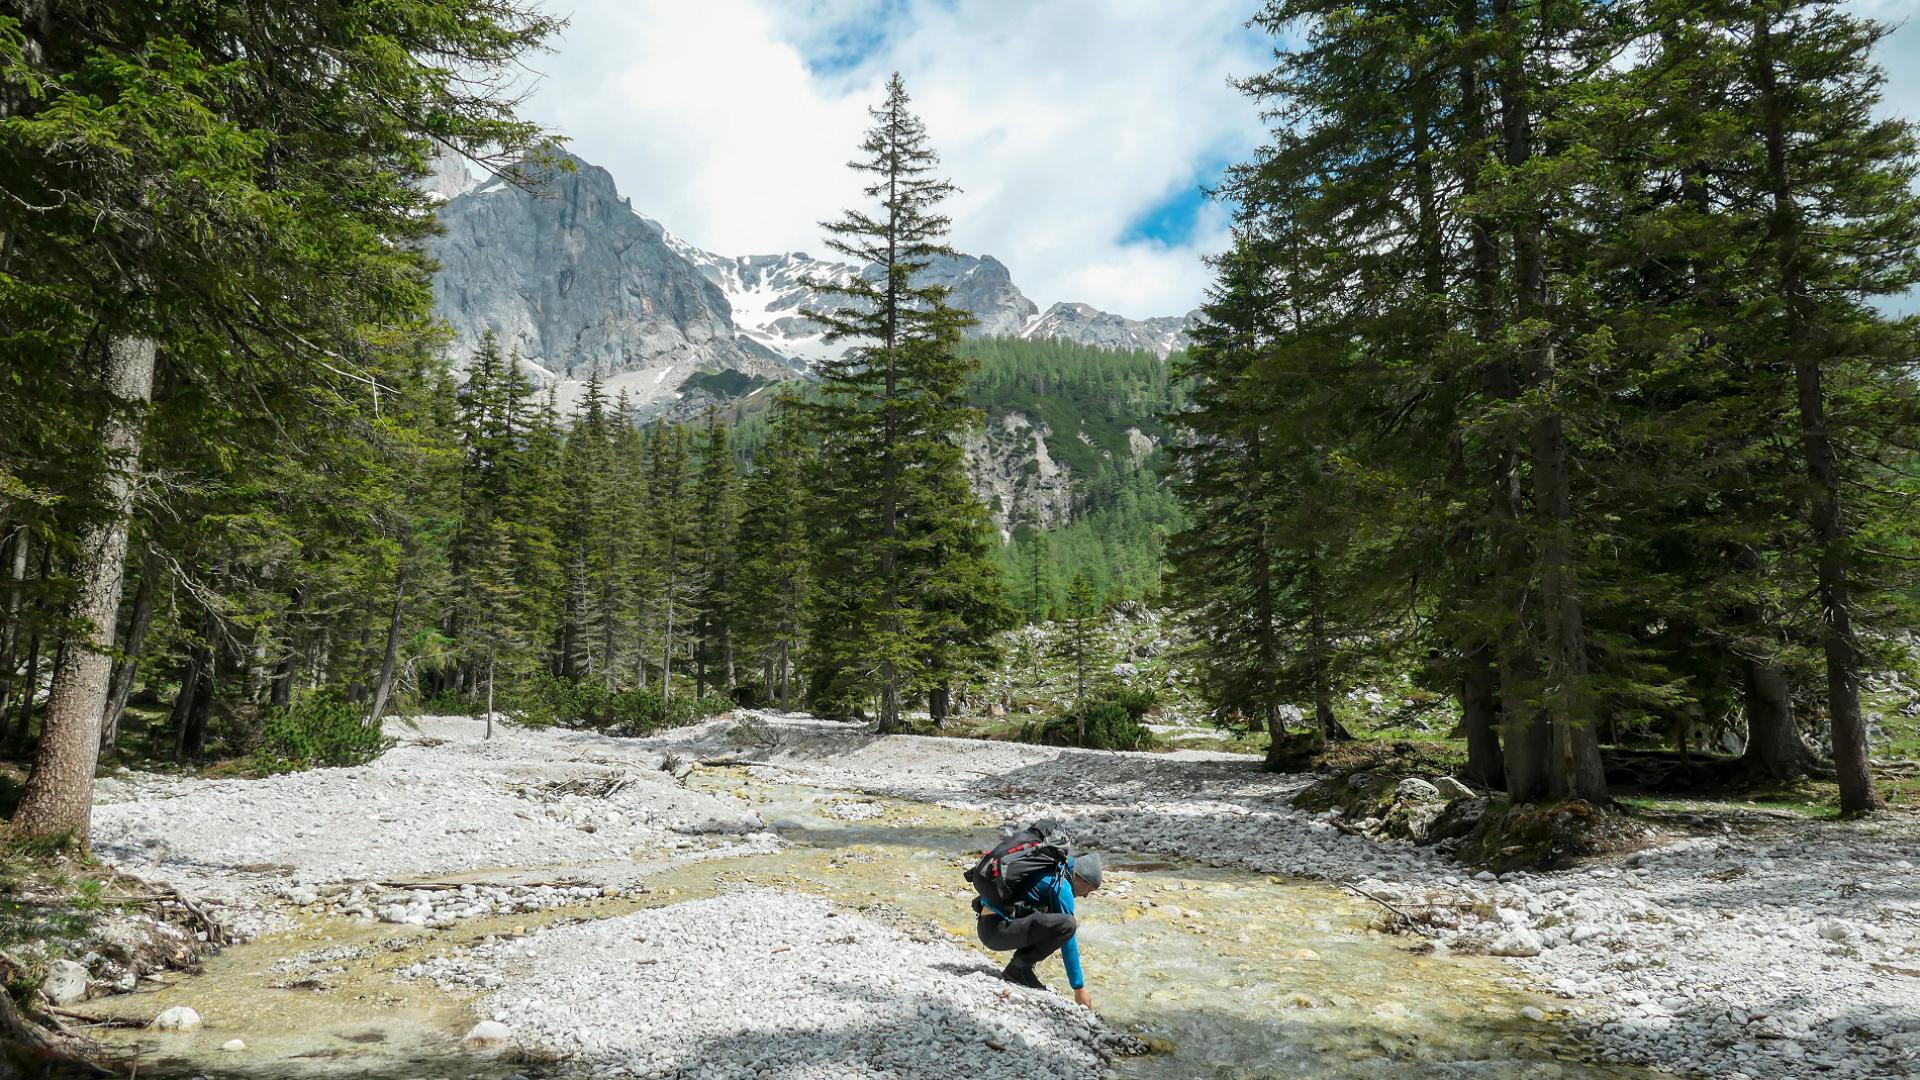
[520,0,1270,317]
[519,0,1920,318]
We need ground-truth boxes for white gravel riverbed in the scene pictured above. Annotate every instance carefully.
[412,889,1136,1079]
[640,714,1920,1080]
[83,711,1920,1079]
[90,715,776,922]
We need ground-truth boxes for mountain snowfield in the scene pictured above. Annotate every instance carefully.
[424,149,1198,414]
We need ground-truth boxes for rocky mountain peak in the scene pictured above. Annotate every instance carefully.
[426,147,1195,415]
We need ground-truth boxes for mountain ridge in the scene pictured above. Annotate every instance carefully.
[426,149,1198,414]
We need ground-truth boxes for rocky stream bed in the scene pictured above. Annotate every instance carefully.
[47,713,1920,1079]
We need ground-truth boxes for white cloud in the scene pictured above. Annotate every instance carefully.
[517,0,1268,317]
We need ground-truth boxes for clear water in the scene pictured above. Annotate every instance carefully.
[80,769,1651,1079]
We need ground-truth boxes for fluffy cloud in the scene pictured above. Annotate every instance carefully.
[514,2,1920,319]
[517,0,1269,318]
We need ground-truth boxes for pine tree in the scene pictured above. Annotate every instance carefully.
[799,73,1001,732]
[693,412,742,698]
[1061,572,1102,742]
[648,423,697,708]
[736,399,812,710]
[1021,532,1058,624]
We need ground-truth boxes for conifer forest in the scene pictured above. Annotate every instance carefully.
[3,3,1920,1080]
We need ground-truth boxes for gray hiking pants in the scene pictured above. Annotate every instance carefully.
[976,908,1076,968]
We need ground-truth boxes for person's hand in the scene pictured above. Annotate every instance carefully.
[1074,987,1093,1010]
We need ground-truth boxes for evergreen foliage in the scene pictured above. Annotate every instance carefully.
[0,0,558,843]
[797,73,1012,732]
[1171,0,1920,812]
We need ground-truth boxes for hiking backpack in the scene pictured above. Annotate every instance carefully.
[965,818,1071,912]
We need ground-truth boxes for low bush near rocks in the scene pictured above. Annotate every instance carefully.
[251,695,392,774]
[506,675,731,735]
[1022,689,1157,750]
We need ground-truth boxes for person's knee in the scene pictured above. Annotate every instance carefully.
[977,913,1008,947]
[1048,913,1078,942]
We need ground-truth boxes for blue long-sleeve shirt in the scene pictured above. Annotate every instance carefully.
[982,860,1085,989]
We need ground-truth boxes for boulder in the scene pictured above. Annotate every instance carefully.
[1395,778,1442,801]
[151,1006,202,1032]
[42,959,88,1006]
[464,1020,513,1047]
[1490,928,1545,957]
[1432,776,1476,801]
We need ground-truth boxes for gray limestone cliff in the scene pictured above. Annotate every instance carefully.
[428,152,796,409]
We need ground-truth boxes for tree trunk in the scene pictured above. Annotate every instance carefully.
[484,647,496,740]
[171,628,214,763]
[1308,556,1350,744]
[100,552,157,755]
[9,632,39,746]
[1458,644,1506,789]
[779,639,792,711]
[366,566,408,726]
[1755,17,1879,814]
[9,543,51,745]
[243,629,269,705]
[182,636,218,760]
[1739,657,1810,780]
[11,333,155,846]
[270,645,296,708]
[929,683,950,727]
[1495,0,1604,804]
[661,581,676,709]
[0,529,26,732]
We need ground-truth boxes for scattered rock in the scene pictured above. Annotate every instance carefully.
[221,1039,247,1052]
[1395,778,1442,801]
[1432,777,1476,801]
[464,1020,513,1047]
[151,1006,202,1031]
[41,959,88,1006]
[1489,929,1545,957]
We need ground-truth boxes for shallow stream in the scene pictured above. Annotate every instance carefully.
[79,767,1652,1079]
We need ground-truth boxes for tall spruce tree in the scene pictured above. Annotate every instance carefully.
[799,73,1003,732]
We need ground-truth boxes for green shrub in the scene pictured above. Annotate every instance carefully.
[1020,691,1155,751]
[503,676,734,736]
[252,695,393,774]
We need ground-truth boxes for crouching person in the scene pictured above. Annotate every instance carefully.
[967,821,1102,1009]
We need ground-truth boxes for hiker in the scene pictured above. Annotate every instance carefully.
[965,820,1103,1009]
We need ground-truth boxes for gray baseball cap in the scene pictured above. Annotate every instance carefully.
[1070,852,1103,890]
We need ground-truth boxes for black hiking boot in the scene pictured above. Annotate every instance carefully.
[1001,961,1046,990]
